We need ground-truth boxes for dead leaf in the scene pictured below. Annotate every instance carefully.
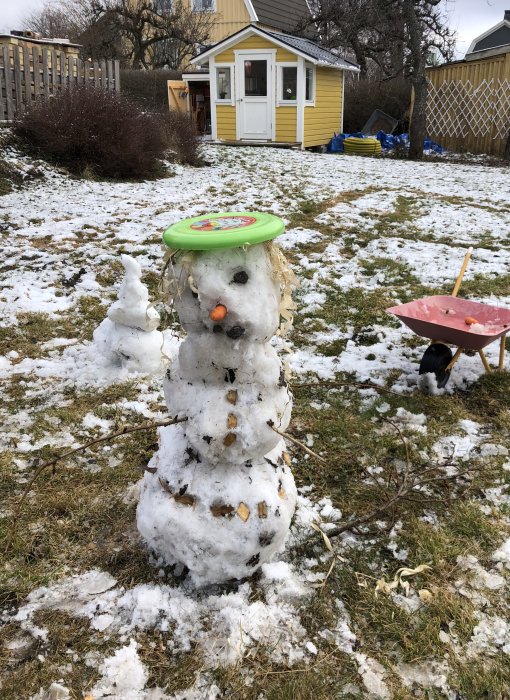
[237,502,250,522]
[257,501,268,518]
[158,477,174,495]
[227,413,238,429]
[174,493,196,507]
[418,589,432,603]
[226,390,238,405]
[211,503,235,517]
[223,433,236,447]
[282,451,291,466]
[278,487,286,499]
[310,522,334,552]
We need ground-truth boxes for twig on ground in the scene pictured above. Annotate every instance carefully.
[4,416,187,553]
[320,419,477,540]
[269,425,327,464]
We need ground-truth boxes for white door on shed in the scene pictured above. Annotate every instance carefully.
[235,52,273,140]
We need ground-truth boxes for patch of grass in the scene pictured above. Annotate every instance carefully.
[453,658,510,699]
[460,272,510,297]
[359,256,420,287]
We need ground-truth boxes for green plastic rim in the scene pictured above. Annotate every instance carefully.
[163,211,285,250]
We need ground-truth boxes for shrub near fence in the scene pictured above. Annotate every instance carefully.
[0,43,120,121]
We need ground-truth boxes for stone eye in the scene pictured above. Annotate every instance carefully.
[232,270,248,284]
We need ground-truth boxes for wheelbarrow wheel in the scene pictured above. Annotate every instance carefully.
[419,343,453,388]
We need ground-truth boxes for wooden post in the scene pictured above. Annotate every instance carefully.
[3,46,14,121]
[106,59,113,91]
[499,335,507,370]
[100,59,107,89]
[76,58,84,85]
[114,59,120,92]
[0,50,6,121]
[93,60,100,88]
[33,47,41,101]
[42,48,49,98]
[504,129,510,162]
[68,55,75,88]
[50,49,57,94]
[23,47,31,106]
[13,46,22,114]
[60,51,66,89]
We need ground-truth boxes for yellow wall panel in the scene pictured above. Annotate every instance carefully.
[275,106,297,142]
[208,0,251,44]
[304,67,342,147]
[216,104,237,140]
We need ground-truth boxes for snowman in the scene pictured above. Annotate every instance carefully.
[137,212,298,584]
[93,254,176,374]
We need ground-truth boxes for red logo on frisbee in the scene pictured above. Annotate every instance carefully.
[190,215,257,232]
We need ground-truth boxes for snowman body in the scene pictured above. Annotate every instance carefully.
[137,236,297,584]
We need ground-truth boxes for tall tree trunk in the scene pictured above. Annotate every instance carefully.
[410,76,428,159]
[403,0,426,160]
[504,129,510,162]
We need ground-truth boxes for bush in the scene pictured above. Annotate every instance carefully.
[162,109,202,167]
[120,69,182,110]
[14,87,200,179]
[344,77,411,134]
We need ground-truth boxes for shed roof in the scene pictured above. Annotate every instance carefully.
[263,29,357,69]
[191,25,359,71]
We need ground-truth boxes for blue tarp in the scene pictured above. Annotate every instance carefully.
[327,131,443,154]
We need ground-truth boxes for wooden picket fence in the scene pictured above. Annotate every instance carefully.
[0,43,120,121]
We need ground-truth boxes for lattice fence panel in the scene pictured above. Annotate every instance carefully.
[427,78,510,140]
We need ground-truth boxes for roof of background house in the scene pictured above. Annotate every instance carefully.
[466,10,510,58]
[192,24,359,71]
[250,0,312,35]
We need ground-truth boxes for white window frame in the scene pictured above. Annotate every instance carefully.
[277,62,298,106]
[304,63,316,106]
[214,63,234,105]
[192,0,216,12]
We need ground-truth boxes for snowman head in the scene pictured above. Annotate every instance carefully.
[164,242,296,342]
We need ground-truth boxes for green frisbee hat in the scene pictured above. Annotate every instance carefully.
[163,212,284,250]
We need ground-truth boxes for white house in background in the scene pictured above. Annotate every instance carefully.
[465,9,510,61]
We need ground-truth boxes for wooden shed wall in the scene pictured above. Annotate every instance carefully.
[303,67,342,147]
[426,52,510,156]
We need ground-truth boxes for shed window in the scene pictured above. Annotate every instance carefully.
[193,0,214,11]
[305,65,315,102]
[216,67,231,100]
[281,66,297,101]
[244,60,267,96]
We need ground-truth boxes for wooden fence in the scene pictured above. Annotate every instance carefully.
[0,44,120,121]
[426,52,510,157]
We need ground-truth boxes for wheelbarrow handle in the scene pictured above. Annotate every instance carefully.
[451,247,473,298]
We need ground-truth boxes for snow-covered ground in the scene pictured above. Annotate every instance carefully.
[1,145,510,699]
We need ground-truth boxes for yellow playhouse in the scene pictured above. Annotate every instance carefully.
[182,25,359,148]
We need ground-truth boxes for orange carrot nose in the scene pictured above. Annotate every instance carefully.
[210,304,228,322]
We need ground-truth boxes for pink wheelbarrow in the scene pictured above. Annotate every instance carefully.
[387,248,510,388]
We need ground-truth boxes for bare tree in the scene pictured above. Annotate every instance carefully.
[91,0,214,69]
[23,0,90,41]
[303,0,454,158]
[399,0,454,159]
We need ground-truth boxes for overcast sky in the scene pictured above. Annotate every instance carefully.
[0,0,508,57]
